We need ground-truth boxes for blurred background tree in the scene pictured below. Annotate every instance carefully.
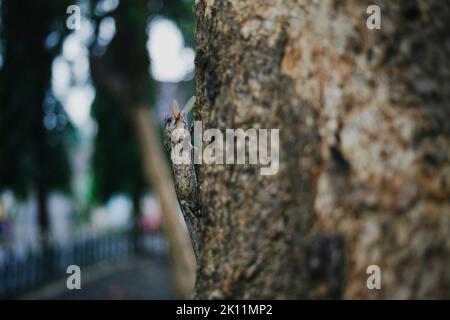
[0,0,74,242]
[0,0,198,300]
[90,86,148,223]
[89,0,194,216]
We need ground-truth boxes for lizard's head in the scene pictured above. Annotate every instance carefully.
[163,97,196,152]
[163,100,185,136]
[163,97,196,137]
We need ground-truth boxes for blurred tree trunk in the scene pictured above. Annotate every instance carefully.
[193,0,450,299]
[131,193,142,252]
[89,1,195,298]
[132,106,196,298]
[36,180,49,241]
[0,0,72,244]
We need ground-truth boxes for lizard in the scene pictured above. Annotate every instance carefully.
[163,96,202,259]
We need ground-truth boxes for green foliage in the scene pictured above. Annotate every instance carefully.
[90,92,147,203]
[0,0,75,198]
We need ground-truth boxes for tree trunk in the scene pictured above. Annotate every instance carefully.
[193,0,450,299]
[131,193,142,253]
[36,180,49,243]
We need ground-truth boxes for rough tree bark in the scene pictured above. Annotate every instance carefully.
[192,0,450,299]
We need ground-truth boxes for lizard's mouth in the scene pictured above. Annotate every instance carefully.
[172,111,182,128]
[171,100,182,127]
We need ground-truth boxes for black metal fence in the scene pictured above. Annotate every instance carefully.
[0,230,167,299]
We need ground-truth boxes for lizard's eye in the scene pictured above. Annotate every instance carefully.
[164,116,173,125]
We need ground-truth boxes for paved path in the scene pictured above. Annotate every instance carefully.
[22,255,173,300]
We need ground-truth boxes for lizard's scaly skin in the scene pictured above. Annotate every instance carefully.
[163,103,201,258]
